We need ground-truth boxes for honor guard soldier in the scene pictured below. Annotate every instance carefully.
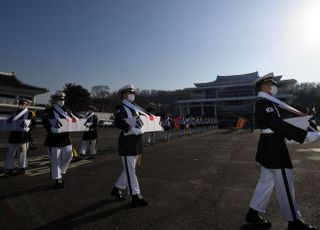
[162,113,171,141]
[178,115,186,137]
[186,115,195,135]
[110,84,148,207]
[42,91,73,189]
[245,73,319,230]
[5,98,35,175]
[79,106,98,159]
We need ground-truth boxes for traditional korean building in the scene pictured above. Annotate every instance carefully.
[177,71,297,121]
[0,71,49,117]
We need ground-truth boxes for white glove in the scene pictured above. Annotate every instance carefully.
[131,127,144,135]
[306,131,320,143]
[286,139,299,145]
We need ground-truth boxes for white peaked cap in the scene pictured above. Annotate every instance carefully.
[255,72,277,85]
[51,90,66,99]
[118,84,135,94]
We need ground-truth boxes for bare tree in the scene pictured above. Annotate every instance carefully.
[91,85,110,99]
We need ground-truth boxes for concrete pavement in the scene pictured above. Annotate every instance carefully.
[0,127,319,229]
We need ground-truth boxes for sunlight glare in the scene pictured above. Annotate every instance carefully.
[297,0,320,47]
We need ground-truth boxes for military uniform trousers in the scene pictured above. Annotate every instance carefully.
[249,166,301,221]
[163,128,171,140]
[48,145,73,180]
[5,143,29,169]
[79,139,97,155]
[115,155,140,195]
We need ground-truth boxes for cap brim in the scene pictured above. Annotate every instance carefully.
[121,90,135,94]
[53,96,65,99]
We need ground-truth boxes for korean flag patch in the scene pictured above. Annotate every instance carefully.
[266,107,274,113]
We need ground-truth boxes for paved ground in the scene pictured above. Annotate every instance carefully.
[0,127,319,230]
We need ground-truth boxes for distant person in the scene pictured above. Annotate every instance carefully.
[162,114,171,141]
[110,84,148,207]
[4,98,35,175]
[42,91,74,189]
[195,116,201,130]
[186,116,195,135]
[244,73,319,230]
[178,115,186,137]
[203,116,208,130]
[79,106,98,160]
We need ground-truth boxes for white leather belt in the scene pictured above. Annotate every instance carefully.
[260,128,274,134]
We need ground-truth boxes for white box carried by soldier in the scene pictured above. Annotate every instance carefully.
[49,118,89,133]
[0,119,32,132]
[124,114,163,135]
[284,115,314,131]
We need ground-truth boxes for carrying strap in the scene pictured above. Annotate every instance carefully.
[53,104,78,121]
[122,99,151,119]
[258,92,305,117]
[258,92,316,132]
[86,112,94,122]
[53,104,72,119]
[7,108,29,122]
[122,99,150,116]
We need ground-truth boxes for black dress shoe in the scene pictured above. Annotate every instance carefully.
[131,194,148,207]
[18,168,26,175]
[5,169,14,176]
[110,186,125,201]
[88,155,96,160]
[288,220,318,230]
[54,179,64,189]
[245,208,271,229]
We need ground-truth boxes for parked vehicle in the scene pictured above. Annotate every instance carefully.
[97,119,114,127]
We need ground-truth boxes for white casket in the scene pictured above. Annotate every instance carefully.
[0,119,31,132]
[125,115,163,134]
[284,115,313,131]
[49,118,89,133]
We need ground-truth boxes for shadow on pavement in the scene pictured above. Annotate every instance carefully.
[97,146,118,155]
[0,185,55,200]
[240,223,270,230]
[33,199,131,229]
[218,129,236,134]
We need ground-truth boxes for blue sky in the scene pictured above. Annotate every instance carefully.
[1,0,320,103]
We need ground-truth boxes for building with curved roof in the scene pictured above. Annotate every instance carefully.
[177,71,297,122]
[0,71,49,116]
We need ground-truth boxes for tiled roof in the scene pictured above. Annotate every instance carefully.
[0,72,48,93]
[194,72,260,87]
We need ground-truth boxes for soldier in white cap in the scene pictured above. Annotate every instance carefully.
[42,91,74,189]
[162,113,172,141]
[4,98,36,175]
[79,105,98,160]
[178,115,186,137]
[244,73,319,230]
[110,84,148,207]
